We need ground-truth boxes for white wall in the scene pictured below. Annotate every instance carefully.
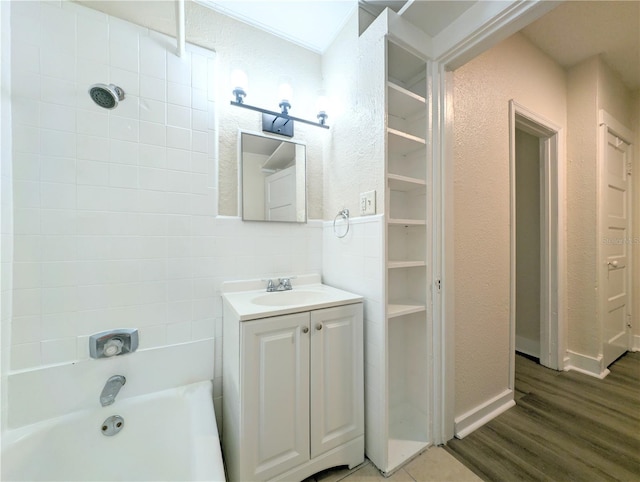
[453,32,567,417]
[1,0,13,433]
[566,57,599,359]
[515,128,540,358]
[4,1,323,430]
[322,10,385,220]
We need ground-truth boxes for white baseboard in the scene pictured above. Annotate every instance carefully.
[564,350,610,379]
[632,335,640,352]
[454,389,515,439]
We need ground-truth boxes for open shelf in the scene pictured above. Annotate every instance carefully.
[388,173,426,192]
[389,188,426,222]
[387,41,427,98]
[387,312,429,472]
[388,260,425,269]
[388,218,426,226]
[388,128,426,157]
[388,302,426,319]
[387,81,425,120]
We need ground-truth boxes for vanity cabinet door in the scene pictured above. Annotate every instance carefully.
[241,312,310,481]
[310,303,364,459]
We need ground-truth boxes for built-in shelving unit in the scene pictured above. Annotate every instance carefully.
[384,39,429,473]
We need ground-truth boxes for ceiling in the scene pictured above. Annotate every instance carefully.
[195,0,356,53]
[520,1,640,90]
[83,1,639,90]
[196,0,638,89]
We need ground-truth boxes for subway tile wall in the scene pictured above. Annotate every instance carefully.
[322,214,385,465]
[8,0,322,390]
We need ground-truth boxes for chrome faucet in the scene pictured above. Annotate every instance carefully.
[100,375,126,407]
[266,278,292,292]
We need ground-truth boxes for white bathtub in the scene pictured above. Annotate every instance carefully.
[1,381,226,481]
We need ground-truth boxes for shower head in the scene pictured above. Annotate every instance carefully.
[88,83,125,109]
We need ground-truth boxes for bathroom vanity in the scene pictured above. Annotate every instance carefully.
[221,275,364,481]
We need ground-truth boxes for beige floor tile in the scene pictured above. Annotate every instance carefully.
[403,447,482,482]
[341,463,414,481]
[313,461,368,482]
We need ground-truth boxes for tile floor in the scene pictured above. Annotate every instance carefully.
[305,447,482,482]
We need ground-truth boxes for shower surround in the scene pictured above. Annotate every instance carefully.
[3,0,322,431]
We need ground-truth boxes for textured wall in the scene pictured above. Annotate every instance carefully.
[515,129,540,356]
[322,11,384,219]
[595,59,635,356]
[566,58,599,357]
[453,32,567,416]
[566,57,635,360]
[633,90,640,347]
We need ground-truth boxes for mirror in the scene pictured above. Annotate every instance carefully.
[240,132,307,223]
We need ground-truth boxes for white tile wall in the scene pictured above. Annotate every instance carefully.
[7,1,324,425]
[2,1,324,426]
[322,214,385,464]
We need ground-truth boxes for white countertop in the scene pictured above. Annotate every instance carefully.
[221,275,363,321]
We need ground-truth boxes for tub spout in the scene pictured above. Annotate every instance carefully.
[100,375,126,407]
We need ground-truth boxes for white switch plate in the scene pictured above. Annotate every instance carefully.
[360,190,376,215]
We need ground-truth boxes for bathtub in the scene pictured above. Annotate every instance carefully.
[1,381,226,481]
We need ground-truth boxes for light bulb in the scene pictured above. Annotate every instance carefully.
[316,95,329,125]
[231,69,248,103]
[278,83,293,114]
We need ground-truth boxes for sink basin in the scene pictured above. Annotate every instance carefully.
[251,290,328,307]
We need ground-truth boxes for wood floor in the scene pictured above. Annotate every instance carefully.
[445,352,640,481]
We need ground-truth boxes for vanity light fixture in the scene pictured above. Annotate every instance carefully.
[229,72,329,138]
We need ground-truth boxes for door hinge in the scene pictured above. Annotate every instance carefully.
[435,279,442,293]
[627,313,632,329]
[627,162,632,176]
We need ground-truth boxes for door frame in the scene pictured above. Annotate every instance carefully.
[597,109,634,365]
[509,100,565,379]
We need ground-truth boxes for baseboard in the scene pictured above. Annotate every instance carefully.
[632,335,640,352]
[454,389,515,439]
[564,350,610,379]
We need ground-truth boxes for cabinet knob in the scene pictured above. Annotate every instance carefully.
[316,323,323,331]
[302,326,309,334]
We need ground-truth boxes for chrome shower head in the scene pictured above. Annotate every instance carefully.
[88,83,125,109]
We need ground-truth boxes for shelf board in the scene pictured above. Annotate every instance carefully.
[388,218,426,226]
[262,141,295,170]
[388,173,426,192]
[387,128,426,157]
[388,81,426,120]
[388,260,426,269]
[387,303,426,319]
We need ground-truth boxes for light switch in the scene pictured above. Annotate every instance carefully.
[360,190,376,215]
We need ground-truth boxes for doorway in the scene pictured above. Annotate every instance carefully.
[515,126,542,361]
[509,101,565,386]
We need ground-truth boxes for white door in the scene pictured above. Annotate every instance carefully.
[265,165,297,221]
[600,113,633,367]
[310,304,364,458]
[242,313,310,480]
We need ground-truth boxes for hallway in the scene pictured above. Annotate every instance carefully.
[445,353,640,480]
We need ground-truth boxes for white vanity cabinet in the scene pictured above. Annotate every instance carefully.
[222,281,364,482]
